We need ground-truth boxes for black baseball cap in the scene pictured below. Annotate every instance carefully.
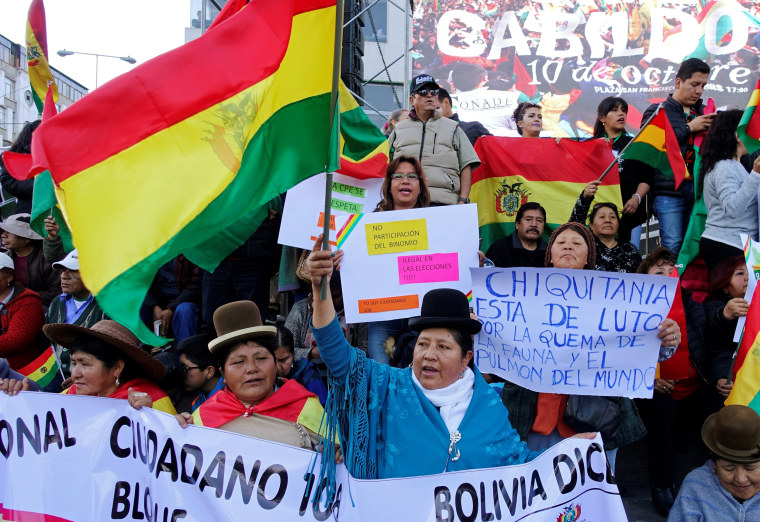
[410,74,440,94]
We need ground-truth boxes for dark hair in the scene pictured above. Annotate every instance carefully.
[176,333,218,372]
[9,120,41,154]
[592,97,628,139]
[513,102,541,135]
[375,155,431,211]
[217,335,278,368]
[69,335,138,383]
[676,58,710,82]
[709,256,746,298]
[437,88,452,106]
[699,109,744,188]
[588,202,620,225]
[276,324,295,354]
[545,222,596,269]
[515,202,546,223]
[637,247,677,274]
[451,62,486,92]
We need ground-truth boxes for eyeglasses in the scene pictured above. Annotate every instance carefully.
[391,172,420,180]
[182,365,202,375]
[415,88,439,97]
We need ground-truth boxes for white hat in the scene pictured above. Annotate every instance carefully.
[52,249,79,271]
[0,214,43,241]
[0,252,12,270]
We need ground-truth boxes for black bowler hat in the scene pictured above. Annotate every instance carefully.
[408,288,482,335]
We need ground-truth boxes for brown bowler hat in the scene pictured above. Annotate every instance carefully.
[208,300,276,354]
[43,320,166,381]
[702,405,760,463]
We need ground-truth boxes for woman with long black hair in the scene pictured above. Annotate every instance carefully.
[699,109,760,272]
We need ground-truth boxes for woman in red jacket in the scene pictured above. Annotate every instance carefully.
[0,252,54,390]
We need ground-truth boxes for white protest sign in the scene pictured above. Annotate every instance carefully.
[0,393,627,522]
[337,204,479,323]
[279,172,383,249]
[471,267,677,398]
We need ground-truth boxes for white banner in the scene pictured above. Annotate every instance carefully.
[279,173,383,250]
[471,267,677,398]
[336,205,479,323]
[0,393,627,521]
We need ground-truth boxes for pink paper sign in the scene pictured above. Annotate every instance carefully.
[398,253,460,285]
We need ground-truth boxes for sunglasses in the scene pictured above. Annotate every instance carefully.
[415,88,439,97]
[391,172,419,180]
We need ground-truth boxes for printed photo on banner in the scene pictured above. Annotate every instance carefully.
[471,267,677,398]
[279,172,383,250]
[0,393,627,522]
[336,205,479,323]
[413,0,760,136]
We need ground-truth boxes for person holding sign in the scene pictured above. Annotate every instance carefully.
[501,222,679,471]
[513,102,542,138]
[41,320,176,414]
[306,237,593,480]
[669,405,760,520]
[175,301,326,450]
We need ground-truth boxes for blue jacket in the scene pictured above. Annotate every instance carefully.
[313,316,536,479]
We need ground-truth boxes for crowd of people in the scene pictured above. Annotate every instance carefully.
[1,52,760,520]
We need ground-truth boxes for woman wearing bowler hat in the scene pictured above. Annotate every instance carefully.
[306,241,594,480]
[669,404,760,520]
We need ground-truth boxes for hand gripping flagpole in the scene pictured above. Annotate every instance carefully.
[320,0,345,300]
[597,103,662,181]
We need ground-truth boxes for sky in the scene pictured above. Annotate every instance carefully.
[0,0,193,91]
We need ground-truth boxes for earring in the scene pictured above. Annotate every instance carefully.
[459,371,464,380]
[408,362,414,369]
[115,376,120,387]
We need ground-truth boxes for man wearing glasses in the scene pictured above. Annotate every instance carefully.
[388,74,480,206]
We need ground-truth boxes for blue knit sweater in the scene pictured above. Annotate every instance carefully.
[668,461,760,521]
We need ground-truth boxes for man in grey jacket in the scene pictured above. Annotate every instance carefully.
[388,74,480,205]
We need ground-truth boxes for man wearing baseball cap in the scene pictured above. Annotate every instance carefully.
[46,249,106,379]
[388,74,480,206]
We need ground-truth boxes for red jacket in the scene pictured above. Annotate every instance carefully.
[0,286,45,371]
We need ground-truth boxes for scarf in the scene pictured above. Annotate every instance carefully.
[411,367,475,434]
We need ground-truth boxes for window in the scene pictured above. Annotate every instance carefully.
[0,109,4,128]
[362,0,387,43]
[363,82,403,129]
[24,90,33,107]
[4,78,13,101]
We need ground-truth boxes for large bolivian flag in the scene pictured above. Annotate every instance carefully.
[471,137,621,252]
[31,0,340,344]
[25,0,58,113]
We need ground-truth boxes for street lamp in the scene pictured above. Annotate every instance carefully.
[56,49,137,88]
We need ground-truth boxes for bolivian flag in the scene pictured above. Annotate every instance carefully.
[726,283,760,413]
[471,137,621,252]
[31,0,342,344]
[738,78,760,155]
[16,346,59,389]
[25,0,58,113]
[621,108,688,190]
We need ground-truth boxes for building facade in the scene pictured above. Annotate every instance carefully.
[0,33,88,148]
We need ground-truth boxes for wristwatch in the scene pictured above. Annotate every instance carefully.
[458,197,470,203]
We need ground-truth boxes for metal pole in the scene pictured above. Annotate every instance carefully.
[201,0,207,33]
[598,104,662,181]
[320,0,346,300]
[403,0,410,103]
[95,55,99,88]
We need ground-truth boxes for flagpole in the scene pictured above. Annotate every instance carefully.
[319,0,345,300]
[598,104,662,181]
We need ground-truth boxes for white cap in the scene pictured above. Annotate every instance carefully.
[52,249,79,271]
[0,252,12,270]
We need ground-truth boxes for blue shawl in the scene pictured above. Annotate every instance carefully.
[313,316,535,480]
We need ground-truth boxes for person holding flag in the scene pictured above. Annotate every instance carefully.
[0,121,39,215]
[641,58,716,255]
[698,109,760,272]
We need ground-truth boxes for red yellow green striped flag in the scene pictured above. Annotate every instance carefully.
[16,345,60,389]
[471,137,622,251]
[726,282,760,413]
[738,78,760,155]
[25,0,58,113]
[30,0,341,344]
[621,107,688,190]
